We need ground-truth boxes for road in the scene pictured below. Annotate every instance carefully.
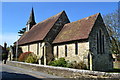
[0,61,63,80]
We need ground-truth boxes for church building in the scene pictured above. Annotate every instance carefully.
[17,8,113,71]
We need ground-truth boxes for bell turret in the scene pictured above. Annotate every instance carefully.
[26,8,36,31]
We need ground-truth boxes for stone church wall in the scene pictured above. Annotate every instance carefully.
[58,45,65,58]
[29,43,38,55]
[20,45,28,53]
[44,11,70,43]
[38,43,43,58]
[89,31,112,71]
[19,42,53,65]
[53,42,89,67]
[67,43,75,58]
[78,42,89,67]
[88,15,113,71]
[20,43,42,57]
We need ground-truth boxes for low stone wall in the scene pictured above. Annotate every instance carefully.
[6,61,120,79]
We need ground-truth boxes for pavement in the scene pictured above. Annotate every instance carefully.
[0,61,64,80]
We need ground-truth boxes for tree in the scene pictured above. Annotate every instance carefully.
[103,10,120,54]
[18,27,26,36]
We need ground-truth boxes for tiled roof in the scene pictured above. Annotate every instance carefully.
[53,13,100,44]
[18,11,65,45]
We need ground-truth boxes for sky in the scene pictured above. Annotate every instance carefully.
[1,2,118,46]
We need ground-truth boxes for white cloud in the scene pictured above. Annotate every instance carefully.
[0,33,19,46]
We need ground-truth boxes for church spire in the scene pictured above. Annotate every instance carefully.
[26,7,36,32]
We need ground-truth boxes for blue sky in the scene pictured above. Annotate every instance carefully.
[1,2,118,46]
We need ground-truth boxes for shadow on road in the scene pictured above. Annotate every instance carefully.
[1,71,43,80]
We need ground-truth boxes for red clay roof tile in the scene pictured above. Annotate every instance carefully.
[18,11,64,45]
[53,13,100,44]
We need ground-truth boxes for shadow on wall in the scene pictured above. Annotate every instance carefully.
[1,71,42,80]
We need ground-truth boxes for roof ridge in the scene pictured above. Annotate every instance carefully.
[30,11,65,30]
[65,13,100,26]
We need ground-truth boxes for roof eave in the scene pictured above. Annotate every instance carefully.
[53,38,88,45]
[18,40,43,46]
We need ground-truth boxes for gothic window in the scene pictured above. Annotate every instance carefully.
[37,43,39,55]
[75,42,78,55]
[65,45,67,57]
[97,29,105,54]
[97,33,100,54]
[56,46,59,58]
[99,30,102,53]
[102,35,105,53]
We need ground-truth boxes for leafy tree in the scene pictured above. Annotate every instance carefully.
[103,10,120,54]
[18,27,26,36]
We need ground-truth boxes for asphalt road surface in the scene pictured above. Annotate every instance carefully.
[0,61,63,80]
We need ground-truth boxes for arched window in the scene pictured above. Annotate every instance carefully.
[56,46,59,58]
[37,43,39,55]
[65,45,67,57]
[102,35,105,53]
[97,33,100,53]
[75,42,78,55]
[97,29,105,54]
